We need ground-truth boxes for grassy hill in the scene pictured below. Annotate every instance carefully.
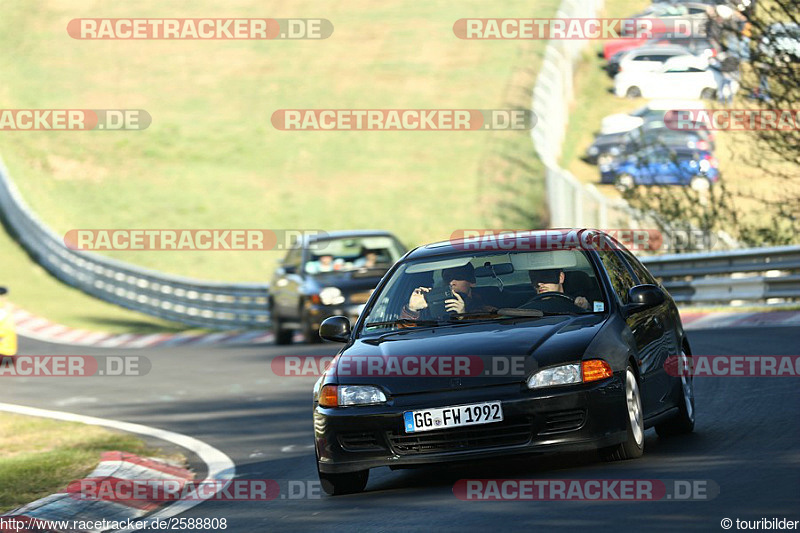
[0,1,557,330]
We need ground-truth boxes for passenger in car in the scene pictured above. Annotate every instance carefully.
[401,263,494,319]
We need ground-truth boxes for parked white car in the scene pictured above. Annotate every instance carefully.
[616,46,703,77]
[614,56,731,100]
[600,99,707,134]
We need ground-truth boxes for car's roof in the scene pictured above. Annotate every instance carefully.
[405,229,614,261]
[306,230,398,245]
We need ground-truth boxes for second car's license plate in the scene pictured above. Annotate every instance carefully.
[403,401,503,433]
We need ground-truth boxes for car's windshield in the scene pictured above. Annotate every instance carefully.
[360,249,608,333]
[304,235,404,274]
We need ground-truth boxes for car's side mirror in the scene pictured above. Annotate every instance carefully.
[0,287,7,295]
[625,284,665,315]
[319,316,351,343]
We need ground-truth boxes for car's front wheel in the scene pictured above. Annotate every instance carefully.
[302,308,322,344]
[626,86,642,98]
[318,467,369,496]
[700,88,716,99]
[656,351,695,437]
[271,308,293,345]
[600,366,644,461]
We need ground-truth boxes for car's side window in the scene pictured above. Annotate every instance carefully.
[618,248,659,286]
[598,247,636,305]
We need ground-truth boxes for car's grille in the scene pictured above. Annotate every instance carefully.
[339,432,384,452]
[388,419,533,455]
[538,409,586,435]
[348,291,373,305]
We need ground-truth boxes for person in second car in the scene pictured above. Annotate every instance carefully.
[526,269,590,310]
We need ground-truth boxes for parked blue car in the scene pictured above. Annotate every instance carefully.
[601,147,720,191]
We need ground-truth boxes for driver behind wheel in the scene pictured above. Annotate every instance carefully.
[527,269,589,310]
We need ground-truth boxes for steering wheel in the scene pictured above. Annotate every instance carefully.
[521,291,583,311]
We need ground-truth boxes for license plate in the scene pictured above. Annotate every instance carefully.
[403,401,503,433]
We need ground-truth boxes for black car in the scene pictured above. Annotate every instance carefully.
[586,126,712,165]
[313,230,695,495]
[269,230,406,344]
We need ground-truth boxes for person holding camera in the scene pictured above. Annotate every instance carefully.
[401,263,492,319]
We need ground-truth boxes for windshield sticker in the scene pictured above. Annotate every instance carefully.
[593,301,605,312]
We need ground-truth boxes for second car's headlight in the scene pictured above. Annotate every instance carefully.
[319,287,345,306]
[587,146,599,155]
[339,385,387,406]
[527,363,581,389]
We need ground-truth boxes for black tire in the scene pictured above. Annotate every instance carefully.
[700,88,716,99]
[656,352,695,437]
[600,366,645,461]
[302,309,322,344]
[318,468,369,496]
[271,308,293,345]
[626,86,641,98]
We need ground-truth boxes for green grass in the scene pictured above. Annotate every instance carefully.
[0,0,557,331]
[0,412,183,512]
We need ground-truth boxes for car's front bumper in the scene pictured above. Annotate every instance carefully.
[315,375,628,474]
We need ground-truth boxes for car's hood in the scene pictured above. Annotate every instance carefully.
[307,268,388,293]
[333,314,605,395]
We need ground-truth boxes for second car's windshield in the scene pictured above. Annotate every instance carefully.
[361,249,607,333]
[304,236,404,274]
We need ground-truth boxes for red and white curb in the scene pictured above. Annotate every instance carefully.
[10,306,280,349]
[680,309,800,330]
[0,452,193,532]
[0,403,236,533]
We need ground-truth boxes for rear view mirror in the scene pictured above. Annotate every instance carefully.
[474,263,514,278]
[0,287,7,295]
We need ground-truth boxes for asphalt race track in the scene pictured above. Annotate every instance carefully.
[3,326,799,532]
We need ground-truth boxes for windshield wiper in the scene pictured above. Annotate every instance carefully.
[364,318,441,328]
[441,309,544,323]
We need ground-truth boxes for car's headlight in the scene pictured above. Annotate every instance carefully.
[527,364,581,389]
[319,287,345,306]
[527,360,613,389]
[318,384,387,407]
[588,146,599,155]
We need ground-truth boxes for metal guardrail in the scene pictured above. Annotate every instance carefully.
[0,153,796,327]
[642,246,800,304]
[0,159,270,329]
